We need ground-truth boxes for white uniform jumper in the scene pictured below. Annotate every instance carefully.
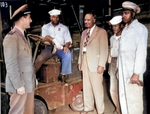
[108,34,121,112]
[118,19,148,114]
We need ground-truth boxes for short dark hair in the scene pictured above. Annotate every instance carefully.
[85,12,97,19]
[122,8,134,13]
[122,8,136,19]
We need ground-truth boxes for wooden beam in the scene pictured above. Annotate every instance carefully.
[0,8,3,42]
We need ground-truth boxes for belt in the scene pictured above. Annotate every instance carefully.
[112,57,117,59]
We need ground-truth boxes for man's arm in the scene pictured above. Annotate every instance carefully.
[130,27,148,84]
[64,26,72,53]
[98,29,108,74]
[3,35,25,94]
[107,36,113,64]
[42,25,49,37]
[45,35,63,48]
[41,25,53,45]
[44,35,53,44]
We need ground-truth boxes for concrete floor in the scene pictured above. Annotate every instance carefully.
[48,78,115,114]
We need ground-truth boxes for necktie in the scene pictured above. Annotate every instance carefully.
[84,29,90,47]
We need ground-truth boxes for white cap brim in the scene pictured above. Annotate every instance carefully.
[109,16,122,25]
[48,9,61,16]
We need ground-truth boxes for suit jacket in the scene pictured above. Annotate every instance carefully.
[78,26,108,72]
[3,27,35,93]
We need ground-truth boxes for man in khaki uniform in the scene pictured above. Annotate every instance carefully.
[3,4,35,114]
[78,12,108,114]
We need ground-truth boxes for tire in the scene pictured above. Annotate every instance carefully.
[70,91,84,111]
[34,98,48,114]
[1,92,9,114]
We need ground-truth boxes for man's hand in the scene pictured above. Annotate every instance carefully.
[78,64,81,71]
[64,42,71,53]
[97,66,104,74]
[63,47,70,53]
[17,86,25,95]
[130,73,139,84]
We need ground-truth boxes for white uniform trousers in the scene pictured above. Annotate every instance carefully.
[109,57,121,113]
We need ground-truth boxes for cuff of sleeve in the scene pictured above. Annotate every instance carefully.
[65,41,72,44]
[53,39,60,46]
[8,72,25,89]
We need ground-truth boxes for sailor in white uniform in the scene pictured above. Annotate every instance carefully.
[108,15,124,114]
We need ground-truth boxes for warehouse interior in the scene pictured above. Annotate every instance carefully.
[0,0,150,114]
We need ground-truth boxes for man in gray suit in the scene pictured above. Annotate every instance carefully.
[3,4,35,114]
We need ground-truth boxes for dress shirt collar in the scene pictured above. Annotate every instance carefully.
[125,19,138,28]
[88,24,96,36]
[15,26,24,35]
[114,34,121,40]
[49,22,61,28]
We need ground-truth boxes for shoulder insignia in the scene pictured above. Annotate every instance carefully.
[8,29,16,35]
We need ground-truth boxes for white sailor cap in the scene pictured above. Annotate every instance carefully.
[109,16,122,25]
[11,4,31,20]
[122,1,140,14]
[48,9,61,16]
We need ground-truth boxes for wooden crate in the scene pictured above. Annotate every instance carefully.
[40,57,61,83]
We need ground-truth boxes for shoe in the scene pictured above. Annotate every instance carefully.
[97,112,104,114]
[59,75,66,82]
[65,74,69,80]
[60,74,69,86]
[113,110,121,114]
[113,111,117,114]
[80,110,94,114]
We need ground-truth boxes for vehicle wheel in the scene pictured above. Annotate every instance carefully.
[34,98,48,114]
[70,91,84,111]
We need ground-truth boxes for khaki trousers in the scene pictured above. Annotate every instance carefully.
[109,58,121,113]
[8,92,34,114]
[110,75,121,113]
[82,53,104,114]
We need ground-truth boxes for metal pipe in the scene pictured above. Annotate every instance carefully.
[33,41,40,63]
[71,5,83,34]
[109,0,111,16]
[9,5,12,19]
[59,8,65,25]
